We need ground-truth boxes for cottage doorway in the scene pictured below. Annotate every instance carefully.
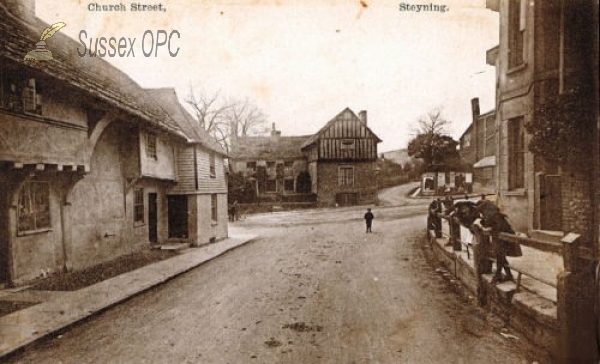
[167,195,188,239]
[336,193,357,206]
[540,174,563,231]
[148,193,158,243]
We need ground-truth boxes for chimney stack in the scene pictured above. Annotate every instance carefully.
[471,98,480,121]
[358,110,367,125]
[270,123,281,139]
[5,0,36,22]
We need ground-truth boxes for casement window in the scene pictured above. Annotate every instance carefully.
[134,188,145,223]
[1,74,43,115]
[246,161,256,172]
[508,117,525,190]
[283,161,294,175]
[18,181,50,234]
[266,178,277,192]
[146,132,157,159]
[341,139,356,150]
[338,166,354,187]
[209,152,216,178]
[211,194,218,222]
[284,178,294,192]
[508,0,525,68]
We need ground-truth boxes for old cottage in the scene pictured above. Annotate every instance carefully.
[0,1,228,286]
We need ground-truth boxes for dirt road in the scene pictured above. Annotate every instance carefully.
[5,203,538,363]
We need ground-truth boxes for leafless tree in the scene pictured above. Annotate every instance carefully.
[407,107,458,169]
[225,97,268,141]
[186,88,267,154]
[414,107,451,137]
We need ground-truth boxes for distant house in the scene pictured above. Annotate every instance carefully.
[229,124,311,198]
[458,98,498,193]
[0,2,227,286]
[230,108,382,207]
[301,108,381,206]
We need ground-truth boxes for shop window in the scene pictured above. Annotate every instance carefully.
[134,188,145,223]
[18,181,50,233]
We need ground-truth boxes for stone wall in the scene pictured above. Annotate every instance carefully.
[316,161,378,207]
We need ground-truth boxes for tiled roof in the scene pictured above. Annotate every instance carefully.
[145,88,226,155]
[300,107,382,149]
[0,8,184,138]
[230,135,310,160]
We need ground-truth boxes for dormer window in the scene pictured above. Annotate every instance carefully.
[341,139,355,150]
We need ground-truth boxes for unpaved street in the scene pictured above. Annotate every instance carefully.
[5,204,536,363]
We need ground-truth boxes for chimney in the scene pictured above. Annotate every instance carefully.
[470,98,480,122]
[270,123,281,139]
[358,110,367,125]
[5,0,36,22]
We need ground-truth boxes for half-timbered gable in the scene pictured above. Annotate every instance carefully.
[301,108,382,207]
[301,108,380,161]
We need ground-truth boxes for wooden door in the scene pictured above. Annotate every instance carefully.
[148,193,158,243]
[167,195,188,239]
[540,174,563,231]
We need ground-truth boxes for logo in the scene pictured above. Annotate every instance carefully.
[24,22,66,61]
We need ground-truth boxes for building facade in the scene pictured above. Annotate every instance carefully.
[0,2,228,286]
[229,124,311,199]
[487,0,598,235]
[230,108,382,207]
[459,98,498,193]
[147,88,228,247]
[487,1,599,361]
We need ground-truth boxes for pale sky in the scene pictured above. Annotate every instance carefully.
[37,0,499,152]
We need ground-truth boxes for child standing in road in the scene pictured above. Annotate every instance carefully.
[364,208,374,233]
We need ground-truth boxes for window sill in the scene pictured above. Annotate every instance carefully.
[507,62,527,75]
[211,220,218,226]
[504,188,527,197]
[17,228,52,236]
[134,221,146,227]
